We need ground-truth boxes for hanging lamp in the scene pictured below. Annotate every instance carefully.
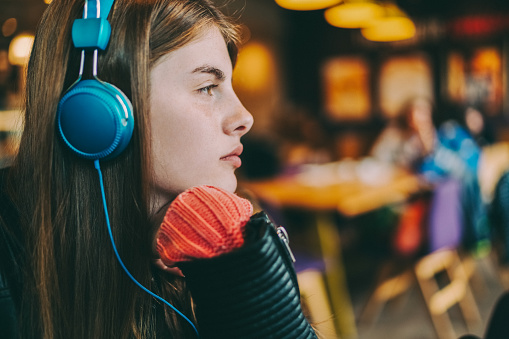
[275,0,342,11]
[361,3,416,41]
[324,0,384,29]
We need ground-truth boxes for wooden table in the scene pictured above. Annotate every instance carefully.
[242,166,423,217]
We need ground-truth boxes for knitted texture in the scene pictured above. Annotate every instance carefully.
[156,185,253,263]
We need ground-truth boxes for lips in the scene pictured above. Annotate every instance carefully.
[220,145,243,168]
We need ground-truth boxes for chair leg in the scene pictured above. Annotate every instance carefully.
[451,252,482,328]
[358,263,414,325]
[415,263,457,339]
[298,269,339,339]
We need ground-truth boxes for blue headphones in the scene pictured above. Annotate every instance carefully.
[57,2,199,336]
[57,0,133,160]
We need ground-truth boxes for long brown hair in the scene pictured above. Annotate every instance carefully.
[8,0,240,338]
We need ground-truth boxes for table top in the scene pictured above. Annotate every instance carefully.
[241,162,425,217]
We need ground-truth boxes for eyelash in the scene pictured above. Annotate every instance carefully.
[198,84,218,96]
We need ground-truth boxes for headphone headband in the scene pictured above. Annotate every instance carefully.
[85,0,115,20]
[72,0,115,50]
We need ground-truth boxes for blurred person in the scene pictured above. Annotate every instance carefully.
[421,118,489,254]
[370,97,436,172]
[371,97,490,255]
[0,0,318,338]
[368,98,437,258]
[436,101,495,147]
[462,105,495,147]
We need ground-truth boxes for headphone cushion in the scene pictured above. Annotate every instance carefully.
[57,79,134,160]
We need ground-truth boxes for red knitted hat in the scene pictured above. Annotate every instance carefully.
[156,185,253,264]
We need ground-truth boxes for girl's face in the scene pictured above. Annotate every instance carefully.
[149,26,253,214]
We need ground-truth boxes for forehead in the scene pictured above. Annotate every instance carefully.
[152,26,232,76]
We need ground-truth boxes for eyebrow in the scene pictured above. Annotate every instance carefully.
[191,65,226,81]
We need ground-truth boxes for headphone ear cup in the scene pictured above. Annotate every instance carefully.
[57,79,134,160]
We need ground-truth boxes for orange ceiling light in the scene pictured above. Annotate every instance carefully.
[234,42,275,92]
[325,0,384,28]
[361,4,416,41]
[275,0,342,11]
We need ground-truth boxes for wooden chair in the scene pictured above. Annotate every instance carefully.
[359,248,481,339]
[415,248,481,339]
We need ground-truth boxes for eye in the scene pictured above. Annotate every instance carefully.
[198,84,218,96]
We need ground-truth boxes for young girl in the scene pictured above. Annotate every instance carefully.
[0,0,317,338]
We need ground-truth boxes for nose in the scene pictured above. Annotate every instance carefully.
[224,95,254,137]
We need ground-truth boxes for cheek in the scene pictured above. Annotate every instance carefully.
[150,93,197,150]
[149,100,216,186]
[151,109,214,159]
[150,102,194,171]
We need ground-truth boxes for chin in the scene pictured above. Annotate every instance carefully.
[222,180,238,193]
[215,175,238,193]
[190,172,238,193]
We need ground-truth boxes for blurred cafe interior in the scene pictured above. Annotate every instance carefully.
[4,0,509,338]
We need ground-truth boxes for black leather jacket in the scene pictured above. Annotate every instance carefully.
[0,167,317,339]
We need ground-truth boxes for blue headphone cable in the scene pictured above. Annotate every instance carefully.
[94,160,200,337]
